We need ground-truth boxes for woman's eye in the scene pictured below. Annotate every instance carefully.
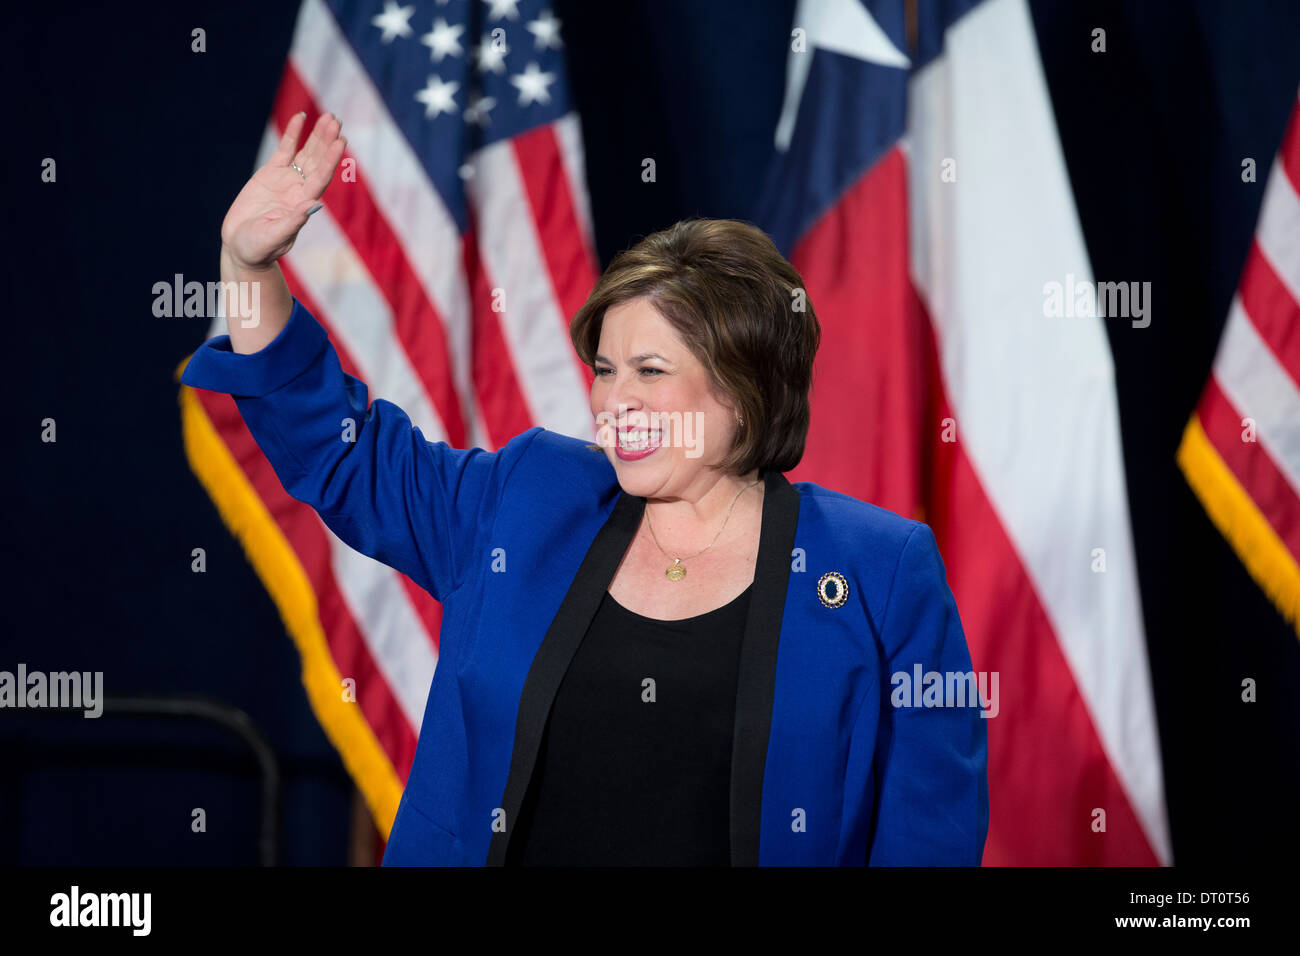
[592,366,662,377]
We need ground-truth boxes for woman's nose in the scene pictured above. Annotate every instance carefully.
[603,374,644,417]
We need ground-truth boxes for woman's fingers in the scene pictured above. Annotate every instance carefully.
[295,112,329,168]
[303,135,346,197]
[268,111,307,167]
[294,112,340,177]
[257,110,345,204]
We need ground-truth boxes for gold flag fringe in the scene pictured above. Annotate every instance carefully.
[176,356,404,840]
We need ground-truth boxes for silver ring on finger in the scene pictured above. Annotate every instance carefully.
[289,162,306,180]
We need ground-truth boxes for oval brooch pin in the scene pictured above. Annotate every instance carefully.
[817,571,849,609]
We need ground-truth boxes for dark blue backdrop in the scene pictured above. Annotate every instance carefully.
[4,0,1299,865]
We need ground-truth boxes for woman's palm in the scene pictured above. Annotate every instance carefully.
[221,111,346,270]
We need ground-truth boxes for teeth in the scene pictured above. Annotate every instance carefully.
[618,429,657,449]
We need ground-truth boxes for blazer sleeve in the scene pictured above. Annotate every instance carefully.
[865,522,990,865]
[179,296,541,602]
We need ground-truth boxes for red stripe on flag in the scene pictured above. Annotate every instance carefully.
[461,220,536,448]
[271,65,468,447]
[1238,239,1300,391]
[279,259,446,654]
[512,123,598,388]
[194,386,419,781]
[1196,375,1300,563]
[786,147,925,519]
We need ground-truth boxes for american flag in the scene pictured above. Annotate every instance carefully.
[755,0,1171,864]
[179,0,598,838]
[1179,86,1300,644]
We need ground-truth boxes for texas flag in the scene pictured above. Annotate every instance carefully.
[756,0,1172,865]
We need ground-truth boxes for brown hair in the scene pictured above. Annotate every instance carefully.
[570,218,820,475]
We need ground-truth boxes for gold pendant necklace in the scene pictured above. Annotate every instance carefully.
[644,479,760,582]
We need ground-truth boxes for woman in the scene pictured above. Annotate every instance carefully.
[182,112,989,866]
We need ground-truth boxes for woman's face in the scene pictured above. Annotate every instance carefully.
[589,296,740,500]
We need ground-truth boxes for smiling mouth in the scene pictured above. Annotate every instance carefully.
[617,429,661,451]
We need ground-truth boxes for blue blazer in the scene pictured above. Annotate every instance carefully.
[181,297,990,866]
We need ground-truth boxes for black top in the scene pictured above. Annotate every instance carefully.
[509,584,752,866]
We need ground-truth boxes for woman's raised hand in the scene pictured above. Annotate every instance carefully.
[220,112,347,271]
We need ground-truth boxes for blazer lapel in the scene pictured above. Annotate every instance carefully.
[730,470,801,865]
[488,489,645,866]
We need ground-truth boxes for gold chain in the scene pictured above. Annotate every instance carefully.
[643,479,760,581]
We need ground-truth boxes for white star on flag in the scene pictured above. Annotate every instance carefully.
[483,0,521,22]
[509,61,556,106]
[420,17,465,62]
[371,1,414,43]
[474,33,508,73]
[775,0,911,150]
[526,9,563,50]
[415,75,459,118]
